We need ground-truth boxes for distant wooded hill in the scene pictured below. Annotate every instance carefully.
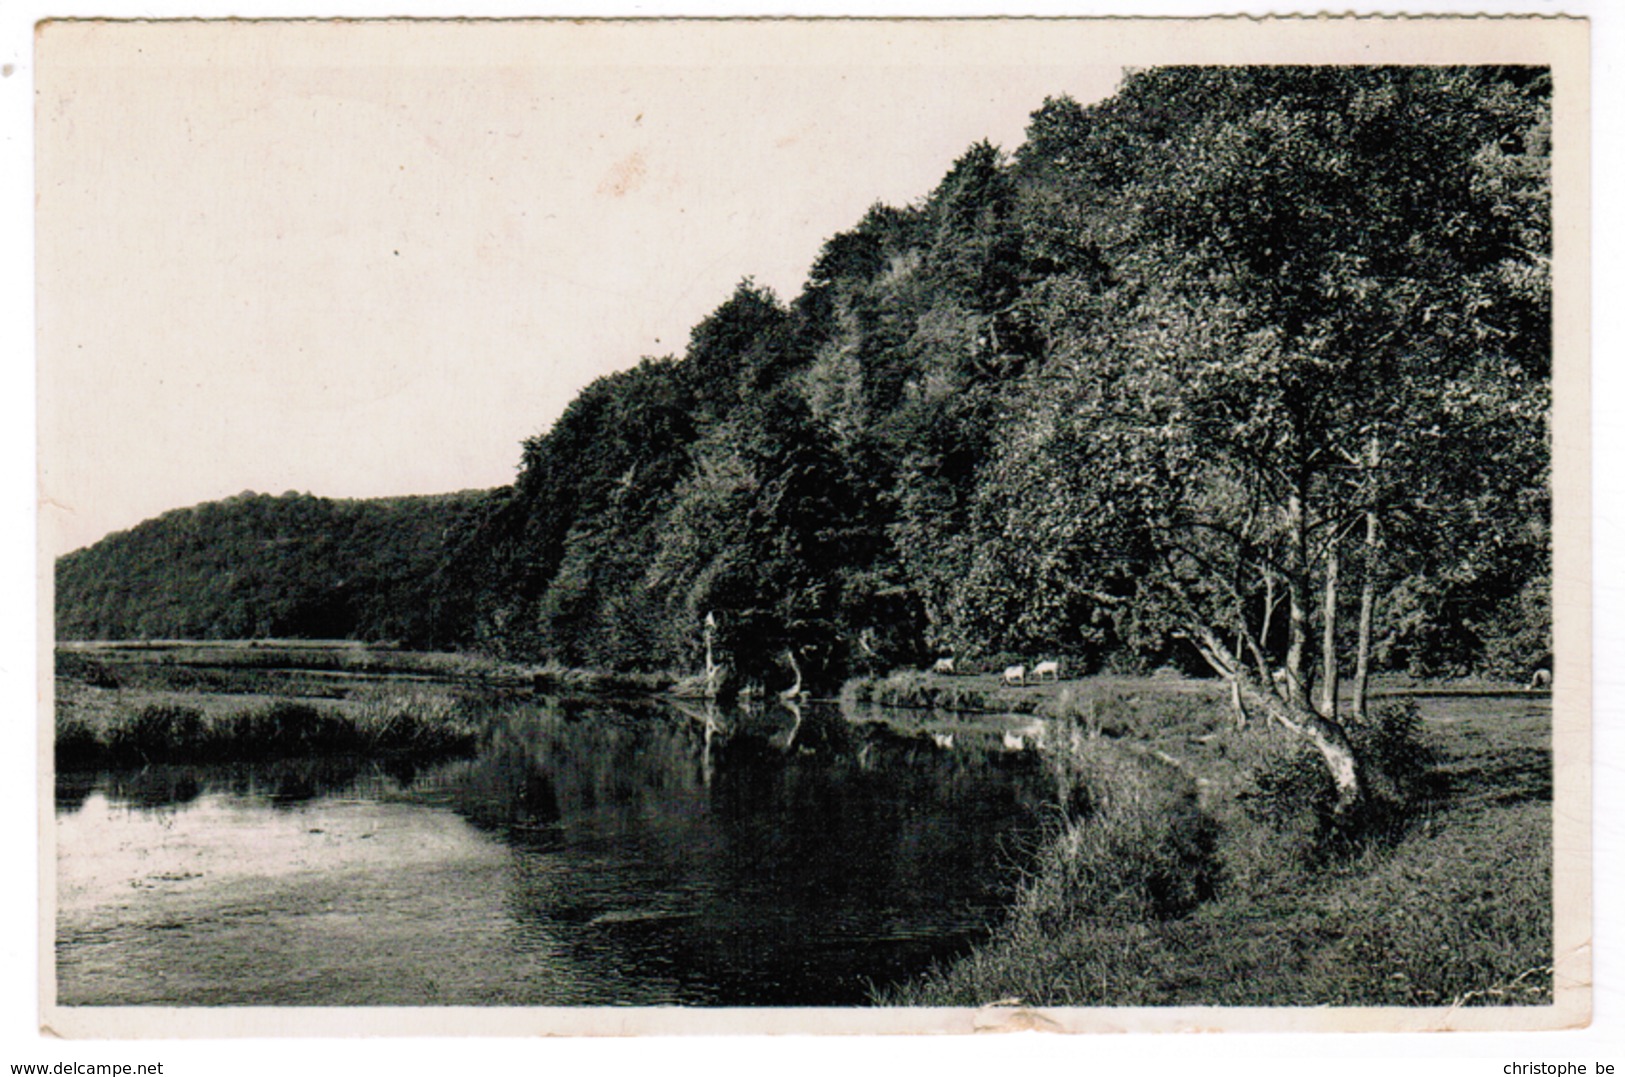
[57,67,1553,694]
[55,490,495,644]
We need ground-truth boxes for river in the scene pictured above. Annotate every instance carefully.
[55,696,1054,1006]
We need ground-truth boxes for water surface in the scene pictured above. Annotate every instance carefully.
[57,697,1052,1006]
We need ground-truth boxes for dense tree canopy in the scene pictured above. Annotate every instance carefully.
[60,67,1551,734]
[55,490,492,643]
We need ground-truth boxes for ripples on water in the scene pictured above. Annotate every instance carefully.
[56,697,1053,1007]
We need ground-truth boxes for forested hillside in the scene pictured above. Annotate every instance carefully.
[55,489,494,643]
[58,67,1552,698]
[452,66,1551,695]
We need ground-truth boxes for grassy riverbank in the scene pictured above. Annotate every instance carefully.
[877,675,1553,1007]
[55,680,485,769]
[57,639,530,687]
[843,666,1535,718]
[53,641,504,768]
[53,640,692,769]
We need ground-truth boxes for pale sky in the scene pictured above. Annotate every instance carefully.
[33,17,1589,560]
[35,20,1135,556]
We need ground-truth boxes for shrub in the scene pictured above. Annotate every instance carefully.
[1242,701,1439,858]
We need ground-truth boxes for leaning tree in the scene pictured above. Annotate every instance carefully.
[997,66,1551,810]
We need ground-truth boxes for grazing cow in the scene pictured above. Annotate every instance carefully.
[1032,660,1060,682]
[931,657,956,675]
[930,731,955,750]
[1003,664,1026,687]
[1528,668,1553,690]
[1002,731,1026,751]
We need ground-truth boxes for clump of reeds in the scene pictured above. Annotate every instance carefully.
[106,702,214,763]
[55,693,480,769]
[55,716,109,770]
[211,701,362,758]
[351,685,484,753]
[1020,736,1222,930]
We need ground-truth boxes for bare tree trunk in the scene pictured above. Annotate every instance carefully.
[1320,544,1340,719]
[704,611,720,699]
[1285,490,1311,710]
[1237,673,1362,814]
[779,648,803,701]
[1260,572,1278,659]
[1230,675,1249,730]
[1187,621,1362,813]
[1351,511,1379,724]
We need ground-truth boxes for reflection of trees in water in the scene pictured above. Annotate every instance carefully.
[444,699,706,841]
[450,696,1048,838]
[710,714,1049,901]
[101,766,204,810]
[85,758,369,811]
[444,696,1053,1004]
[53,771,98,814]
[696,709,1049,1001]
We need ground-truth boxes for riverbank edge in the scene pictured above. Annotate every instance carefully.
[841,667,1543,720]
[877,692,1554,1009]
[57,639,678,693]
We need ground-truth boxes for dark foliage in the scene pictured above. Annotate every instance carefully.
[56,68,1550,695]
[56,489,494,647]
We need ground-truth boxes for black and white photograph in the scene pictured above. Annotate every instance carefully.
[12,9,1606,1057]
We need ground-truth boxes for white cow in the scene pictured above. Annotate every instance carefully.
[931,657,956,675]
[1003,664,1026,686]
[1528,668,1552,690]
[1032,660,1060,682]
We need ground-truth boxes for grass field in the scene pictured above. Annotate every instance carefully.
[877,672,1554,1008]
